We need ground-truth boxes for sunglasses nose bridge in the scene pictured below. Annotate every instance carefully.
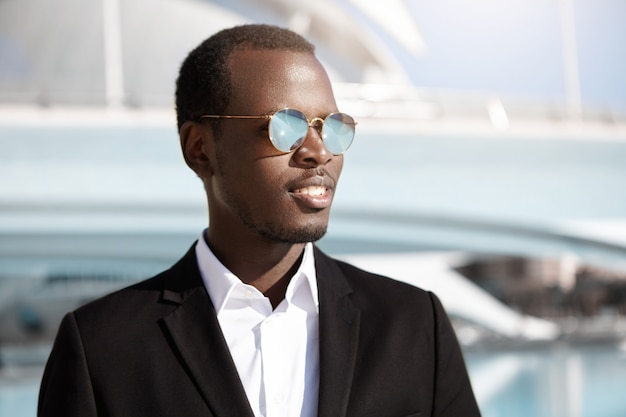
[307,117,324,128]
[307,117,325,135]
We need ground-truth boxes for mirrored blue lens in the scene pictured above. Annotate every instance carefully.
[269,109,309,152]
[268,108,355,154]
[322,113,355,154]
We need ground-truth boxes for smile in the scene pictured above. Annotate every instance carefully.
[292,186,328,197]
[289,185,333,210]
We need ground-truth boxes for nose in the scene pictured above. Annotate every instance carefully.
[291,123,333,167]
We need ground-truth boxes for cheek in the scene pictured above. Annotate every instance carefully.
[252,164,288,198]
[220,156,288,203]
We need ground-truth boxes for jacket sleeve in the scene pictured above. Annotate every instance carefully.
[429,292,482,416]
[38,312,98,417]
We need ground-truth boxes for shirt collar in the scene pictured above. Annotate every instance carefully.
[195,230,319,314]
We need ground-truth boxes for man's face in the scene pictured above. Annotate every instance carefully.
[205,48,344,244]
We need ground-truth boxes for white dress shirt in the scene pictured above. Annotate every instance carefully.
[195,233,320,417]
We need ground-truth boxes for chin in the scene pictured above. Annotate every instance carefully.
[258,223,328,244]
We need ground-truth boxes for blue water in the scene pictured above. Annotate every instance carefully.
[466,344,626,417]
[2,125,626,222]
[337,132,626,221]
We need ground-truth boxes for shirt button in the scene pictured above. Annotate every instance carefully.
[244,289,254,298]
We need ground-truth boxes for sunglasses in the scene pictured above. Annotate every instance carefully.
[199,108,356,155]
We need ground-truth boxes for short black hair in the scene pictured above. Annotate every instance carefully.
[175,24,315,131]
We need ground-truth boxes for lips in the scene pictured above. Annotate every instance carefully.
[288,174,335,210]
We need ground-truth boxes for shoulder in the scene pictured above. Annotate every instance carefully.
[71,270,171,327]
[315,248,436,314]
[316,248,429,294]
[341,258,434,304]
[72,244,203,327]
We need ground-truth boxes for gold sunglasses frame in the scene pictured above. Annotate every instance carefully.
[199,108,356,154]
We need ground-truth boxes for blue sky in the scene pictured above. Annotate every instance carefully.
[346,0,625,110]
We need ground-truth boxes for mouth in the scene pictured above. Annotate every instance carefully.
[288,176,335,210]
[291,185,328,197]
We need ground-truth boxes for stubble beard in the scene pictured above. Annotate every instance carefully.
[215,147,329,244]
[237,206,328,244]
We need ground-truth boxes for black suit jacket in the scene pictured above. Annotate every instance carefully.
[38,244,481,417]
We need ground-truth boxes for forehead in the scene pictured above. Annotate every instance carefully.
[226,48,337,114]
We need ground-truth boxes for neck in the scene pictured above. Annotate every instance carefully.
[204,229,307,308]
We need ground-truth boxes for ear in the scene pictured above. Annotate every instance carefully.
[179,121,214,178]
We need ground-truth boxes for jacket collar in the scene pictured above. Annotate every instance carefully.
[157,243,360,417]
[159,244,255,417]
[314,247,361,417]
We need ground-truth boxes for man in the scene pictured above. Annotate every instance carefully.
[38,24,481,417]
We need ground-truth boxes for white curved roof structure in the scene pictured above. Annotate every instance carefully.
[0,0,418,107]
[1,0,624,131]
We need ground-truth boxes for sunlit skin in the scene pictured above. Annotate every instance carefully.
[179,49,344,307]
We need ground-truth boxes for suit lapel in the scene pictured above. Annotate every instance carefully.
[159,245,254,417]
[156,244,361,417]
[315,248,361,417]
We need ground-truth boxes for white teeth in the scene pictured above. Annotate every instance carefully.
[295,186,326,196]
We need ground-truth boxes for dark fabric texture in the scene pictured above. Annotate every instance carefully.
[38,243,481,417]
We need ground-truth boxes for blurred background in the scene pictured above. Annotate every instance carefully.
[1,0,626,416]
